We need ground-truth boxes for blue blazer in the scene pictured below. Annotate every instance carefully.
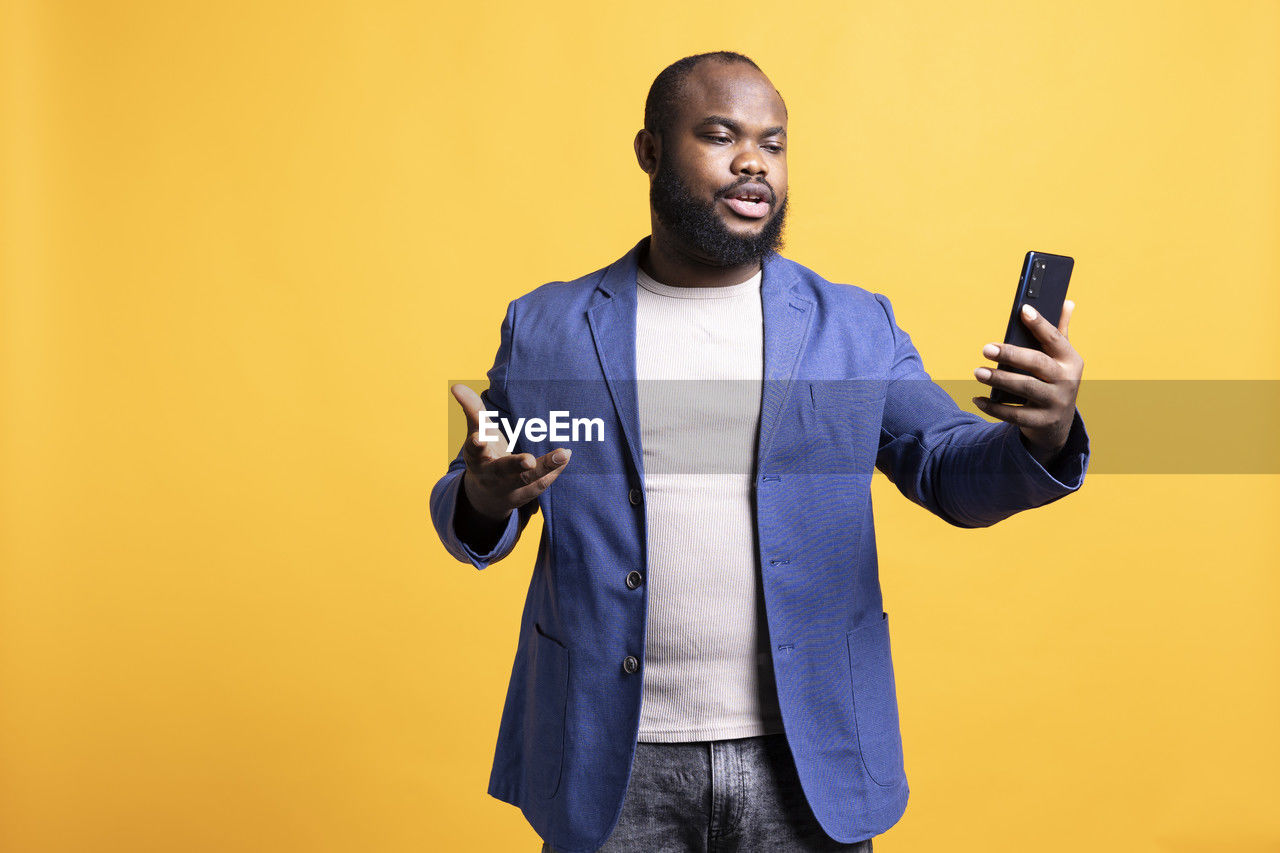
[430,238,1088,852]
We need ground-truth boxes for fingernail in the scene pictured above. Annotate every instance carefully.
[972,397,986,408]
[1022,304,1038,319]
[982,343,999,359]
[974,367,991,381]
[553,450,569,464]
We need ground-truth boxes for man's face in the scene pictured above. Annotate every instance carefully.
[649,61,789,267]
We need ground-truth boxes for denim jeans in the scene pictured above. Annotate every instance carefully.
[540,733,874,852]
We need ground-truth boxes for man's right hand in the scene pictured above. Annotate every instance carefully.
[451,383,572,526]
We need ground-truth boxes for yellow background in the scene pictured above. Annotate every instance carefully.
[3,1,1278,851]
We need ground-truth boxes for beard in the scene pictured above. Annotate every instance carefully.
[649,156,788,267]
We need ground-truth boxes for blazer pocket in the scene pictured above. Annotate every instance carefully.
[845,612,906,788]
[807,380,887,477]
[524,623,569,800]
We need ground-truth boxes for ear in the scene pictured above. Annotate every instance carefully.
[634,129,659,175]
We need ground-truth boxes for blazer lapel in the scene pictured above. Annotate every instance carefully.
[586,240,815,480]
[758,253,814,463]
[586,239,648,481]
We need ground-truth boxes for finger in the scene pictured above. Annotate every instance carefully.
[973,366,1055,407]
[1017,304,1071,358]
[508,451,572,504]
[462,425,508,469]
[450,383,486,436]
[462,417,505,456]
[517,448,572,486]
[489,452,540,479]
[462,431,505,470]
[491,448,572,486]
[1058,299,1075,337]
[981,341,1058,379]
[972,396,1050,428]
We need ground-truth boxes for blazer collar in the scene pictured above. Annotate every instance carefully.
[586,237,814,479]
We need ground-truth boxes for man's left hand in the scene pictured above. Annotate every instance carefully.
[971,300,1084,468]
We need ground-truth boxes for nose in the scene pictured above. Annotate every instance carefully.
[731,146,767,178]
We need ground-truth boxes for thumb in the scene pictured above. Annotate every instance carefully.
[450,383,486,435]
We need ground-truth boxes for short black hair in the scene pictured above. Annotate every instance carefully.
[643,51,776,140]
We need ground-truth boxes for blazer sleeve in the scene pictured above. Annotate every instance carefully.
[429,299,539,568]
[872,293,1089,528]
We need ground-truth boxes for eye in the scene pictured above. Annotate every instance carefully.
[763,142,785,153]
[703,134,732,144]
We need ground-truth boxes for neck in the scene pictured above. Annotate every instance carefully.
[640,227,763,288]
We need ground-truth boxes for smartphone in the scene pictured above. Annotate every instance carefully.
[990,251,1074,405]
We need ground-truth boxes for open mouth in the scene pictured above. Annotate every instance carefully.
[721,184,773,219]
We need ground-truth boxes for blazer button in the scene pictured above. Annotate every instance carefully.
[622,655,640,674]
[628,488,643,506]
[625,570,643,590]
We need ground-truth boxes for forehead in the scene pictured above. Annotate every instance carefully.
[673,61,787,130]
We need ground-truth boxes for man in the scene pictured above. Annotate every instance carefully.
[430,51,1088,852]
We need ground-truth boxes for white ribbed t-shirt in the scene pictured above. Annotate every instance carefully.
[634,265,785,743]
